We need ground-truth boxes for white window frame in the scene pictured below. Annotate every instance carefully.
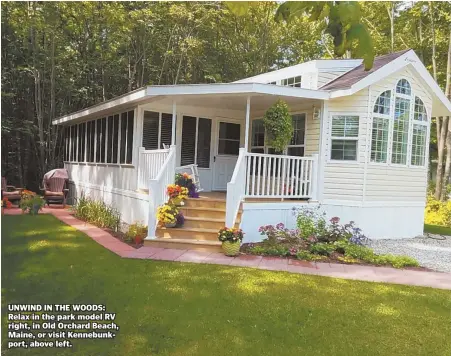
[281,76,302,88]
[369,78,430,168]
[328,113,360,163]
[63,108,135,166]
[250,112,307,156]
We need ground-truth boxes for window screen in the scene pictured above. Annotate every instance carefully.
[142,111,159,150]
[181,116,197,166]
[197,118,211,168]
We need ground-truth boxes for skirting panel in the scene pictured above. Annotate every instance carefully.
[240,202,425,242]
[68,181,149,225]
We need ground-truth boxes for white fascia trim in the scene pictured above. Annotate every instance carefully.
[54,83,330,125]
[53,88,148,125]
[145,83,330,100]
[329,50,451,113]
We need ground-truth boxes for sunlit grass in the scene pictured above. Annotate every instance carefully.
[2,215,451,356]
[424,223,451,236]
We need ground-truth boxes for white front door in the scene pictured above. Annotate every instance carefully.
[213,120,241,191]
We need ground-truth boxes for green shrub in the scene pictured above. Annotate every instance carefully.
[309,242,336,256]
[425,195,451,227]
[125,222,148,242]
[296,205,327,239]
[296,250,315,261]
[343,244,419,268]
[72,194,121,231]
[343,244,375,261]
[262,100,293,153]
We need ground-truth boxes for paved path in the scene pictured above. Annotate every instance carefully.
[4,208,451,290]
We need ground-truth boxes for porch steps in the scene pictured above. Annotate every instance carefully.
[144,238,222,253]
[144,195,242,252]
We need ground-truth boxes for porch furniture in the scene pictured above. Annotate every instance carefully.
[1,177,23,202]
[41,169,69,207]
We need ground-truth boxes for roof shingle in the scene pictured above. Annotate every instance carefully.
[320,49,411,90]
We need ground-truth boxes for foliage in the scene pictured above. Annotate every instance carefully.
[125,222,148,243]
[262,100,293,153]
[167,184,188,200]
[157,204,179,225]
[424,195,451,227]
[176,212,185,228]
[309,242,336,256]
[218,227,244,243]
[258,223,300,246]
[296,205,328,240]
[295,250,325,261]
[174,173,198,198]
[19,191,45,215]
[72,194,120,231]
[1,197,12,209]
[343,244,419,268]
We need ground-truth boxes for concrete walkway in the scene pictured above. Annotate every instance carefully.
[4,207,451,290]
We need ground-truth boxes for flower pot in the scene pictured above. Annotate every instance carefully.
[134,235,143,245]
[165,222,177,228]
[222,241,241,256]
[31,204,41,215]
[171,197,184,206]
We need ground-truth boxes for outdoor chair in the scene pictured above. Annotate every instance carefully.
[41,177,69,207]
[1,177,22,202]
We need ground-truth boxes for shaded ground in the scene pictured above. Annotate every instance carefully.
[2,215,451,356]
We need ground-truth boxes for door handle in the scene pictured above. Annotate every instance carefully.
[214,156,216,162]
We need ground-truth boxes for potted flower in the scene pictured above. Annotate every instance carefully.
[19,191,45,215]
[218,227,244,256]
[166,184,188,206]
[175,212,185,228]
[1,197,12,214]
[157,204,179,228]
[126,222,148,245]
[175,173,199,198]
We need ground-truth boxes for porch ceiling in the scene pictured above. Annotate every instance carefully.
[142,93,323,115]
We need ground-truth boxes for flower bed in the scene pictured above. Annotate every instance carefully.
[241,206,421,269]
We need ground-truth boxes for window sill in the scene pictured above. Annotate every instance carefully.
[327,159,360,165]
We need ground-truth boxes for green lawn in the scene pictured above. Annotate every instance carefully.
[2,215,451,356]
[424,223,451,236]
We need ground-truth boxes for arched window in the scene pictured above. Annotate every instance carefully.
[371,90,391,163]
[370,79,428,167]
[411,97,428,166]
[396,79,411,95]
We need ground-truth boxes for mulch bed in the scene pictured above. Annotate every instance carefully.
[240,242,433,272]
[104,228,143,249]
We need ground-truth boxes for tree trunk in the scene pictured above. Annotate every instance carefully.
[387,3,395,53]
[429,1,437,81]
[436,117,448,200]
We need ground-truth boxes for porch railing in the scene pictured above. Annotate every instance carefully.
[225,151,319,228]
[245,152,318,199]
[225,148,247,227]
[138,147,170,189]
[146,146,176,238]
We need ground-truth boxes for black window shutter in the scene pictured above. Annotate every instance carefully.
[197,118,211,168]
[161,113,173,148]
[89,120,95,162]
[100,118,106,162]
[120,112,127,163]
[107,116,113,163]
[142,111,159,150]
[96,119,102,162]
[181,116,196,166]
[80,122,86,162]
[126,111,134,164]
[112,114,119,163]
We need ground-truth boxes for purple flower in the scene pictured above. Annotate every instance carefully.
[330,217,340,224]
[276,222,285,230]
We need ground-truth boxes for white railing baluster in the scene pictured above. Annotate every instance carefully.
[146,146,176,239]
[240,152,317,199]
[138,148,170,190]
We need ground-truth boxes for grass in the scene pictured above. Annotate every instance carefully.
[2,215,451,356]
[424,223,451,236]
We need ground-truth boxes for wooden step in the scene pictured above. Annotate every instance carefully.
[184,197,226,209]
[183,217,225,230]
[144,238,222,253]
[156,227,218,241]
[179,206,226,220]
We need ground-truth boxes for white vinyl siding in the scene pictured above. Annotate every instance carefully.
[365,66,431,203]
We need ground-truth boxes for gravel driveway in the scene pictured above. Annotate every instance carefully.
[369,235,451,273]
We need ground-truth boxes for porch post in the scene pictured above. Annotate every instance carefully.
[171,100,176,146]
[244,96,251,151]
